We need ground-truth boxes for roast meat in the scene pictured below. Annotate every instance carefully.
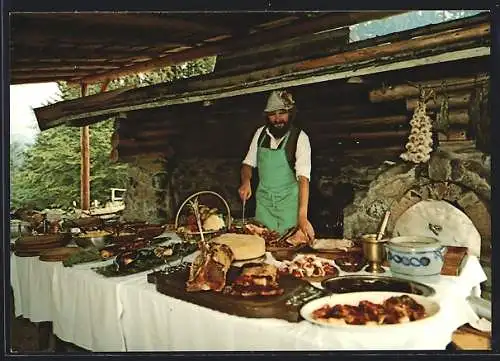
[186,242,234,292]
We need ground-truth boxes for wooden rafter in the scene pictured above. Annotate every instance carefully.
[32,17,490,130]
[74,11,405,84]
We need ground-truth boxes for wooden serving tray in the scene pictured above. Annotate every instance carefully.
[39,247,82,262]
[153,267,310,322]
[15,233,71,251]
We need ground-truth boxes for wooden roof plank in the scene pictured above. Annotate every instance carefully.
[73,11,405,84]
[33,19,490,130]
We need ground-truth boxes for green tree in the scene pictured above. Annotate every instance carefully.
[10,57,216,210]
[10,139,26,170]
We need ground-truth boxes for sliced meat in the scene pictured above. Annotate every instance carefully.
[284,228,309,246]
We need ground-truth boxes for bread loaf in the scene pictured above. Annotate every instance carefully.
[212,233,266,260]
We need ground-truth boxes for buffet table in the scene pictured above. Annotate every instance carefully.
[10,233,487,351]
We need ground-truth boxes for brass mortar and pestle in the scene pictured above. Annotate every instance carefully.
[361,211,391,273]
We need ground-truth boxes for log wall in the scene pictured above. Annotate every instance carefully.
[111,55,489,168]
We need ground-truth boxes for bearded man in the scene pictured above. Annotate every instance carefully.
[238,89,315,241]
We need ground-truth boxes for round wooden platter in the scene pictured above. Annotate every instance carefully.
[15,233,71,250]
[15,250,44,257]
[15,240,69,250]
[39,247,82,262]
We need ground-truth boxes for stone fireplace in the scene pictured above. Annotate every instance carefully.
[342,148,491,298]
[343,149,491,255]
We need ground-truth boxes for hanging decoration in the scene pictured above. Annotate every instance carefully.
[400,87,435,164]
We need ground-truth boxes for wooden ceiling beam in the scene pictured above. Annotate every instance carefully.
[10,76,76,85]
[32,18,489,129]
[11,14,229,48]
[12,12,230,34]
[75,11,406,84]
[11,29,191,49]
[13,71,93,79]
[158,13,301,35]
[12,64,121,72]
[12,57,136,65]
[11,47,173,63]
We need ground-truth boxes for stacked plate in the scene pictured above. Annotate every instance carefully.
[14,233,72,257]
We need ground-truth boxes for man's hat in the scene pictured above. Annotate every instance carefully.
[264,90,295,112]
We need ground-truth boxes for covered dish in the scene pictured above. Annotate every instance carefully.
[386,236,446,276]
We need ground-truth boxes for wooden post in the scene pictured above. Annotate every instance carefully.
[80,83,90,211]
[80,80,112,209]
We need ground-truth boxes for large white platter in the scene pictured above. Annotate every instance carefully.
[300,291,440,330]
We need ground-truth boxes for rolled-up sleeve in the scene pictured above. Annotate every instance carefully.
[295,131,311,180]
[242,126,264,168]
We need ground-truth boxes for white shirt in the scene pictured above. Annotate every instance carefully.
[242,126,311,180]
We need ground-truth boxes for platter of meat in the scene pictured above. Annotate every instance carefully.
[230,223,308,252]
[62,237,172,267]
[92,242,198,277]
[153,241,312,321]
[223,263,285,297]
[300,292,440,329]
[99,237,169,260]
[278,254,339,282]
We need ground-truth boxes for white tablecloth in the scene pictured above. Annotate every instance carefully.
[11,254,134,351]
[118,254,486,351]
[10,234,487,351]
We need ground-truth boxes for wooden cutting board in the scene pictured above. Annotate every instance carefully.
[39,247,82,262]
[153,267,311,322]
[441,246,468,276]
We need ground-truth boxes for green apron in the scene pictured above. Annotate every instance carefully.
[255,130,299,234]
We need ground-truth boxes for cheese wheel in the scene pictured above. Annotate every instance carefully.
[211,233,265,260]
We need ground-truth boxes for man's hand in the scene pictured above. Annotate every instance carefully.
[238,182,252,202]
[298,216,315,242]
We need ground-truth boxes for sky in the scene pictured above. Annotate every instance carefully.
[9,82,61,144]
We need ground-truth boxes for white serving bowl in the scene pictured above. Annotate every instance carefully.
[386,236,446,276]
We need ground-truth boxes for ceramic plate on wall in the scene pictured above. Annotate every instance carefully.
[392,200,481,257]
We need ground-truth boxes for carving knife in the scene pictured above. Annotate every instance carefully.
[242,199,246,225]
